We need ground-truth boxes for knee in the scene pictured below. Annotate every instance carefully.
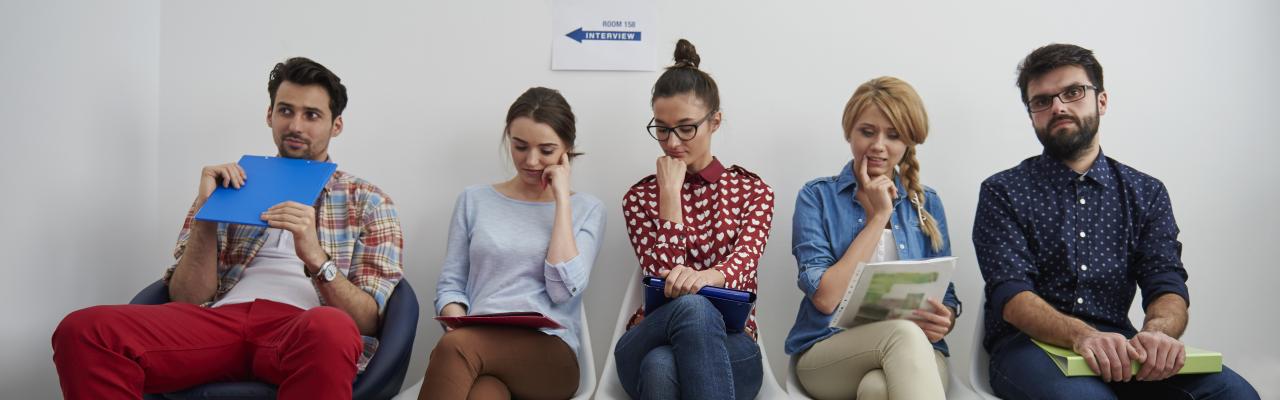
[879,319,929,349]
[1211,368,1260,399]
[53,306,122,350]
[297,307,361,354]
[431,328,479,361]
[668,295,720,327]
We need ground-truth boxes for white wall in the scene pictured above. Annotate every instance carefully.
[0,1,161,398]
[6,0,1277,398]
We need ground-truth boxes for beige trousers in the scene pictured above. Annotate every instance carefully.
[796,319,948,400]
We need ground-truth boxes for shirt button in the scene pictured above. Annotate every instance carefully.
[858,218,864,223]
[1080,264,1088,271]
[1079,231,1087,238]
[1079,198,1086,205]
[1078,175,1086,181]
[1077,297,1084,304]
[898,244,906,250]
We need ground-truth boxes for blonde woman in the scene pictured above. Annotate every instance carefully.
[785,77,959,399]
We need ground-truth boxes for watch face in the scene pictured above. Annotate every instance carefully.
[323,265,337,281]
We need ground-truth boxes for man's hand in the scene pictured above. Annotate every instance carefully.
[909,297,953,343]
[1074,331,1141,382]
[261,201,328,272]
[196,163,246,206]
[660,266,725,298]
[1130,331,1186,381]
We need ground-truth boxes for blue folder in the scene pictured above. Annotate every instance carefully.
[643,277,757,332]
[194,155,337,226]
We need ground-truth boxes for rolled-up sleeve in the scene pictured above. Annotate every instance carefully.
[1132,181,1190,309]
[544,202,606,304]
[792,184,833,297]
[973,180,1037,321]
[349,192,404,318]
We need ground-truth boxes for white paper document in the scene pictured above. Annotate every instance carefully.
[829,257,956,330]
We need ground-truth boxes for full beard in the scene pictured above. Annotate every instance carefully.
[1036,113,1100,161]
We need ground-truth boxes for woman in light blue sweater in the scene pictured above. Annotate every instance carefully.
[420,87,606,400]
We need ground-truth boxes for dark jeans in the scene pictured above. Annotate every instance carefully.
[990,332,1259,400]
[614,295,763,400]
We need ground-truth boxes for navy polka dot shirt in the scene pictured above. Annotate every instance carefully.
[973,150,1189,351]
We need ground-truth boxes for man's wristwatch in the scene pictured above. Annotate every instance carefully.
[311,259,340,283]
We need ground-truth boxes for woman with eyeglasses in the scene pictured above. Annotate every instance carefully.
[612,39,774,400]
[421,87,605,400]
[784,77,960,399]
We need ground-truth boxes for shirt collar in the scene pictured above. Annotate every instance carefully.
[318,156,339,194]
[1033,148,1114,190]
[688,157,726,184]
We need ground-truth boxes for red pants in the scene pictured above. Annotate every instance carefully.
[52,299,362,400]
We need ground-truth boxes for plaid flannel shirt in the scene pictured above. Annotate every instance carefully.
[163,169,404,371]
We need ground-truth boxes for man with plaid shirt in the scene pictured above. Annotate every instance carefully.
[52,57,403,400]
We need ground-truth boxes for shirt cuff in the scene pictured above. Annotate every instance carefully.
[435,291,470,315]
[797,264,826,296]
[1139,271,1191,310]
[544,255,586,304]
[988,280,1035,323]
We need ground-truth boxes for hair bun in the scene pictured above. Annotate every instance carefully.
[672,39,701,69]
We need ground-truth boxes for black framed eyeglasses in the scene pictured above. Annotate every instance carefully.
[646,112,713,141]
[1026,84,1098,113]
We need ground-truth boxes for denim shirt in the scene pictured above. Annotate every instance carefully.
[785,161,960,356]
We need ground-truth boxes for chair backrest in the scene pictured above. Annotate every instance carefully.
[570,302,596,400]
[969,296,999,399]
[353,279,419,400]
[754,331,790,399]
[786,355,813,399]
[593,271,644,400]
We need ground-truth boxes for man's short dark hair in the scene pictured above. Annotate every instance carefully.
[1016,44,1104,104]
[267,57,348,119]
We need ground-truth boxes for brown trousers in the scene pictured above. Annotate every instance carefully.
[420,326,579,400]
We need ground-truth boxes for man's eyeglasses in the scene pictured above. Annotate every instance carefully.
[1026,85,1098,113]
[646,112,713,141]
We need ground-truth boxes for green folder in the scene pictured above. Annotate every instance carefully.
[1032,339,1222,376]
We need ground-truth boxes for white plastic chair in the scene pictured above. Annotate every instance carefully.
[969,297,1000,399]
[393,302,596,400]
[595,271,789,399]
[572,305,596,399]
[785,354,811,399]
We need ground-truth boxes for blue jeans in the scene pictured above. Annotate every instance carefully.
[990,332,1259,400]
[614,295,763,400]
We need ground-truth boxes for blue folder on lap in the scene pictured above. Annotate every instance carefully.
[643,277,757,332]
[194,155,337,226]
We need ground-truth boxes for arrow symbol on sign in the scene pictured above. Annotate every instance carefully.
[565,27,642,43]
